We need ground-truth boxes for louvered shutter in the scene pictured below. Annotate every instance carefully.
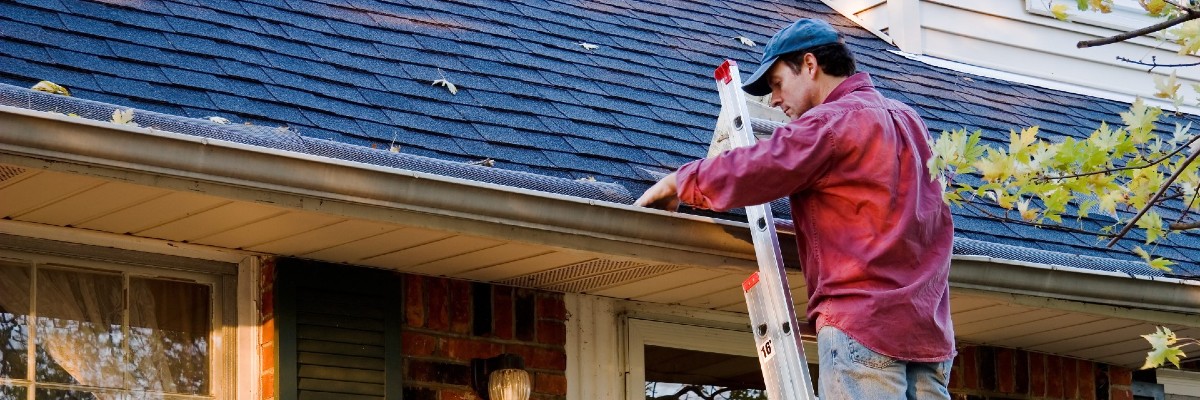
[276,259,403,400]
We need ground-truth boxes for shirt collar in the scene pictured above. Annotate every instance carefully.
[822,72,874,105]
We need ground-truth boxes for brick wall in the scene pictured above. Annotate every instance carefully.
[256,265,567,400]
[951,345,1134,400]
[258,257,277,400]
[402,275,568,400]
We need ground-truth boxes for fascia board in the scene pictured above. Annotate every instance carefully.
[2,106,1199,314]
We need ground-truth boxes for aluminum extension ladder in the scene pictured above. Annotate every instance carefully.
[711,60,819,400]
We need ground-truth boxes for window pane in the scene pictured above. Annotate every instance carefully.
[34,387,98,400]
[128,278,210,395]
[35,268,125,388]
[644,345,766,400]
[0,262,30,380]
[1,385,28,400]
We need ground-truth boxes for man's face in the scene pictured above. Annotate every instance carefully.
[767,57,817,120]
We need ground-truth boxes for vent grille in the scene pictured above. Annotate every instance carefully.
[0,164,27,183]
[547,264,685,293]
[500,259,685,292]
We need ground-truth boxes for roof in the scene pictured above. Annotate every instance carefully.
[0,0,1197,275]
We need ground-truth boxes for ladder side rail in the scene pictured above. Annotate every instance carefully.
[714,60,818,400]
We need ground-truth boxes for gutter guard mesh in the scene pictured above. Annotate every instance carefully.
[0,83,635,204]
[952,237,1171,278]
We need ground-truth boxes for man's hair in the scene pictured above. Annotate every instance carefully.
[779,42,857,77]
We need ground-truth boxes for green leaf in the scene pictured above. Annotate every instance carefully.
[1141,326,1187,369]
[1120,99,1162,144]
[1135,211,1165,243]
[1134,246,1176,272]
[1077,0,1089,10]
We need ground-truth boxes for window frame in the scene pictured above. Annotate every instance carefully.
[0,247,236,400]
[623,317,819,400]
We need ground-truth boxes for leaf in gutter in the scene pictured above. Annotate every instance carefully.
[1051,3,1070,20]
[1077,0,1088,10]
[734,36,757,46]
[578,42,599,51]
[111,108,137,126]
[206,116,231,124]
[432,78,458,95]
[31,80,70,96]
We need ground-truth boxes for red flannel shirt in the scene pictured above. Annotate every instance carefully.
[676,73,955,361]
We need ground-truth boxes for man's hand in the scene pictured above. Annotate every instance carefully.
[635,172,681,211]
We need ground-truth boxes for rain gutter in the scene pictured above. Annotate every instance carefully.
[2,106,1198,315]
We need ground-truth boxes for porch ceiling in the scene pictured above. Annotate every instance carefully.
[2,165,1197,368]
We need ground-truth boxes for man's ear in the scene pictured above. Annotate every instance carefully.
[803,53,820,79]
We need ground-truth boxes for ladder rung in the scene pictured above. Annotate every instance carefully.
[750,118,785,136]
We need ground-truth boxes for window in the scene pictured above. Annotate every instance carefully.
[626,318,818,400]
[0,253,224,400]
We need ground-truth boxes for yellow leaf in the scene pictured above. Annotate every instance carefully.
[111,108,136,126]
[1170,20,1200,54]
[1141,326,1187,369]
[1134,246,1176,272]
[31,80,70,96]
[1017,198,1040,222]
[1052,3,1070,20]
[1144,0,1167,16]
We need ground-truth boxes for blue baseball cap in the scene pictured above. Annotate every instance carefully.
[742,19,841,96]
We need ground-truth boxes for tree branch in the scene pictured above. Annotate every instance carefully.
[1040,134,1200,181]
[1117,55,1200,71]
[1171,220,1200,229]
[1078,11,1200,48]
[960,198,1121,238]
[1108,147,1200,246]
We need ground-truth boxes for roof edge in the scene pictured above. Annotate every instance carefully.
[0,105,760,269]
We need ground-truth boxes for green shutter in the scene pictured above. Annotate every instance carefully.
[277,259,403,400]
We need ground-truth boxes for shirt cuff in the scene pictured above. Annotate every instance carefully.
[675,159,713,210]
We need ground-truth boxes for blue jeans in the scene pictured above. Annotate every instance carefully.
[817,326,952,400]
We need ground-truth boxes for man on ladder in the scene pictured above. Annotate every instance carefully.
[635,18,956,400]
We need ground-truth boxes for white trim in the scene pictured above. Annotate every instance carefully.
[565,294,623,400]
[1158,369,1200,396]
[235,256,262,400]
[624,318,759,400]
[0,219,255,264]
[890,49,1200,116]
[888,0,922,53]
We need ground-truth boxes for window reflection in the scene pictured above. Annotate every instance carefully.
[129,278,210,395]
[0,262,212,398]
[36,269,124,388]
[1,385,28,400]
[0,262,30,380]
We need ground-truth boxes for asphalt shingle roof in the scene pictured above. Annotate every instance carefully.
[1,0,1197,275]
